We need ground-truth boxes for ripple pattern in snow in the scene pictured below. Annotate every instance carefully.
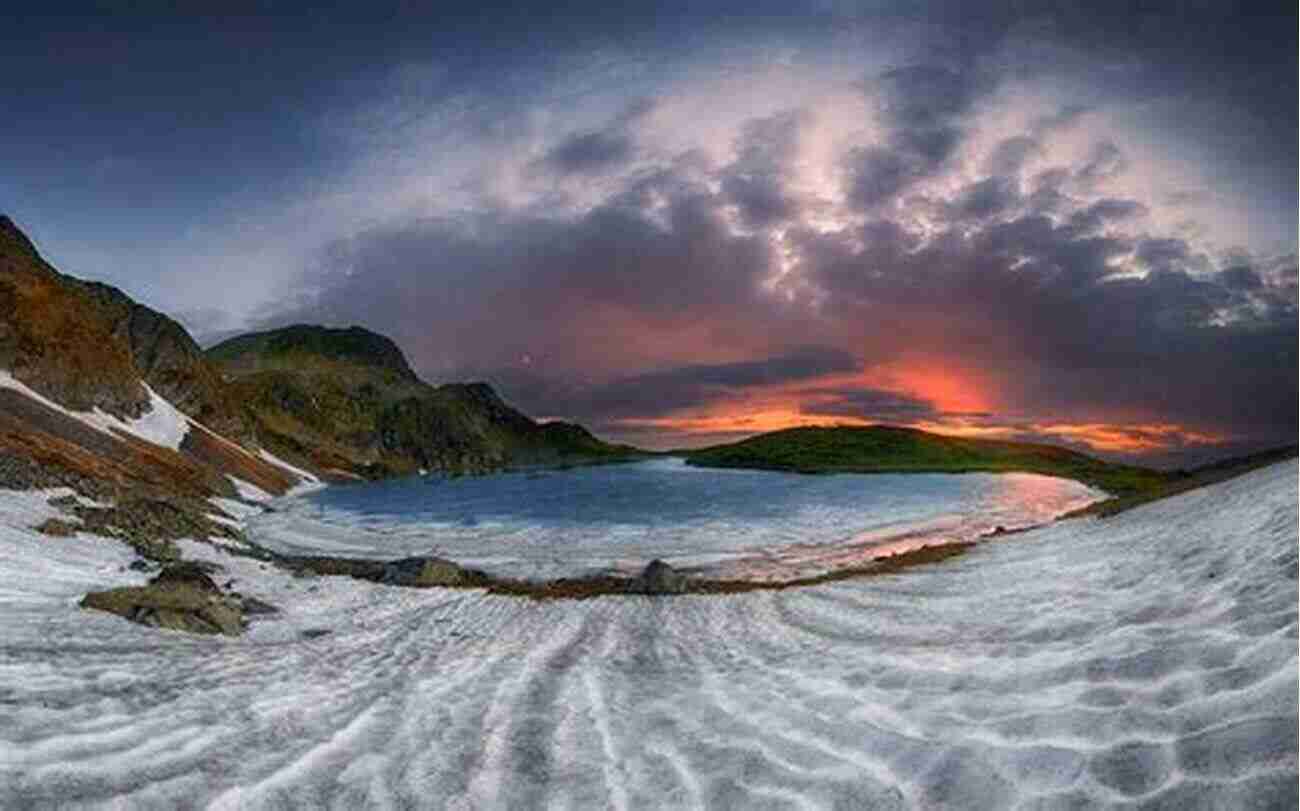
[0,462,1296,809]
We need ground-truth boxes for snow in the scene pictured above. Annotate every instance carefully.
[0,372,190,450]
[0,462,1296,809]
[208,497,264,523]
[227,476,274,503]
[258,449,319,484]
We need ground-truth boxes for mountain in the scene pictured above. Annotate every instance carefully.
[1,215,636,509]
[684,425,1172,498]
[206,324,418,382]
[206,325,641,478]
[0,215,299,530]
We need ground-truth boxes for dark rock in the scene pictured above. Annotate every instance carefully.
[81,563,246,636]
[300,628,332,639]
[127,558,154,572]
[68,275,249,441]
[629,559,689,595]
[380,556,469,587]
[239,596,281,616]
[63,498,238,561]
[150,562,221,593]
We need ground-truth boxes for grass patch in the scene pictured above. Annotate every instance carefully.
[684,425,1170,497]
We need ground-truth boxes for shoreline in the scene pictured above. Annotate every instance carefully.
[13,451,1294,627]
[226,448,1293,601]
[247,479,1096,603]
[212,464,1097,601]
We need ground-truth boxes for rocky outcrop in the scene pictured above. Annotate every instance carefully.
[207,324,419,383]
[0,216,149,418]
[629,559,690,595]
[69,279,247,440]
[0,215,300,503]
[80,562,275,636]
[208,325,642,479]
[280,554,490,588]
[63,497,245,562]
[379,556,478,587]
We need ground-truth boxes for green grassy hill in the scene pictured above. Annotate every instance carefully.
[684,425,1171,498]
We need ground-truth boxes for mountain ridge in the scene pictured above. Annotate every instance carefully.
[205,324,641,478]
[0,215,642,505]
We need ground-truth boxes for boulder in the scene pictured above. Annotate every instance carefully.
[629,559,689,595]
[150,561,221,592]
[380,556,469,587]
[237,595,281,617]
[79,561,275,636]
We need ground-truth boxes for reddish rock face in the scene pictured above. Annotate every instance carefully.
[1,217,150,419]
[0,216,298,501]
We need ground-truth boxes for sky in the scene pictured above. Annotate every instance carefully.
[2,2,1295,464]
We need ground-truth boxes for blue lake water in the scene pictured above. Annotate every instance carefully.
[249,458,1103,580]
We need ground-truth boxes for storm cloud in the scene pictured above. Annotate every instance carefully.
[261,96,1295,456]
[5,3,1294,459]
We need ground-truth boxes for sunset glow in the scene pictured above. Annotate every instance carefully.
[5,3,1293,466]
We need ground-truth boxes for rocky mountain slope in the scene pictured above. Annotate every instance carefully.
[1,215,637,506]
[0,216,295,509]
[206,324,641,478]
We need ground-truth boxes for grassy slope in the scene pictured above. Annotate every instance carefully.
[685,425,1298,512]
[684,425,1171,498]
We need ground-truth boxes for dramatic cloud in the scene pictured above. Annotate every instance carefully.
[261,96,1296,456]
[5,3,1294,461]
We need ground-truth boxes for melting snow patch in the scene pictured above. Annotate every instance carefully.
[227,476,273,503]
[109,383,190,450]
[207,513,243,530]
[0,372,190,450]
[258,449,319,483]
[208,497,264,523]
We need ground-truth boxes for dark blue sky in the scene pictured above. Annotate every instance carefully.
[2,2,1295,458]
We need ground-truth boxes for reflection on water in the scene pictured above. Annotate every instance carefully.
[249,458,1105,581]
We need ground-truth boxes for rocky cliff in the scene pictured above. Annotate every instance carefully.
[1,214,636,500]
[0,216,298,543]
[207,326,640,477]
[0,216,151,419]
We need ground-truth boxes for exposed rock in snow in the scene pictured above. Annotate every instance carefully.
[629,559,689,594]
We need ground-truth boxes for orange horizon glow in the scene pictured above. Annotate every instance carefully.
[616,410,1231,454]
[604,357,1232,455]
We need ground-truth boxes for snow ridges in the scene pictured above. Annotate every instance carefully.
[0,461,1295,809]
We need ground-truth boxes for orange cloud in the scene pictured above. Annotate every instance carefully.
[618,407,872,436]
[606,350,1230,458]
[867,360,994,415]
